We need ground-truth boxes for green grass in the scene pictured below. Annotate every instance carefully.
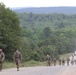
[22,60,46,67]
[3,60,46,69]
[59,53,73,60]
[3,61,16,69]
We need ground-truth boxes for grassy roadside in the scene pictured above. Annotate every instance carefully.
[3,53,72,69]
[3,60,46,69]
[59,53,73,60]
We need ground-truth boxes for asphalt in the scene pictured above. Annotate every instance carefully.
[0,65,76,75]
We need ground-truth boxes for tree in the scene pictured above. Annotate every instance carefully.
[0,3,21,60]
[44,27,51,38]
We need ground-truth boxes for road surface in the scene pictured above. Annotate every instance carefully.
[0,65,76,75]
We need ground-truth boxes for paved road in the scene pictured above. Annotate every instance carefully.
[0,65,76,75]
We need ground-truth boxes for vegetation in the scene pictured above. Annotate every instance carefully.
[18,13,76,61]
[0,3,76,62]
[3,53,72,69]
[0,3,21,60]
[59,53,73,60]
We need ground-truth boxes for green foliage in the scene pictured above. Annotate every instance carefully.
[18,12,76,61]
[1,2,76,61]
[0,3,21,60]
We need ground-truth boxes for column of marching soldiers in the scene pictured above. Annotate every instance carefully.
[0,47,76,72]
[46,54,76,66]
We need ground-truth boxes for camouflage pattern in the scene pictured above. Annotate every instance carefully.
[53,58,57,66]
[66,58,70,66]
[62,59,65,66]
[46,54,51,66]
[71,57,74,65]
[13,50,22,71]
[58,59,61,66]
[0,52,5,71]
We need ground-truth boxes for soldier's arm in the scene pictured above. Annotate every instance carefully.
[19,52,22,63]
[2,53,5,62]
[13,53,16,62]
[20,53,22,62]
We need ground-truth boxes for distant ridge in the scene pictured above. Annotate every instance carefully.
[13,7,76,14]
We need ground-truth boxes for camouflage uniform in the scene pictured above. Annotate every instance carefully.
[66,58,70,66]
[46,54,51,66]
[53,58,57,66]
[74,60,76,65]
[62,59,65,66]
[0,52,5,71]
[13,50,22,71]
[71,57,74,65]
[58,59,61,66]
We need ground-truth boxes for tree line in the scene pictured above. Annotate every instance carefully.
[0,3,76,61]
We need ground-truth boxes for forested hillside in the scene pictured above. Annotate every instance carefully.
[18,12,76,61]
[1,2,76,62]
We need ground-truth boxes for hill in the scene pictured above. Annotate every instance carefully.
[13,7,76,14]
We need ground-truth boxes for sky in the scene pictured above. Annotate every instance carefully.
[0,0,76,8]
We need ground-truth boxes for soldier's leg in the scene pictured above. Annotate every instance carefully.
[0,62,2,71]
[75,60,76,65]
[0,63,1,71]
[16,60,19,71]
[72,61,74,65]
[60,62,61,66]
[62,62,63,66]
[47,61,50,66]
[68,62,69,66]
[48,62,50,66]
[59,62,61,66]
[67,62,68,66]
[54,63,55,66]
[17,63,19,71]
[55,62,56,66]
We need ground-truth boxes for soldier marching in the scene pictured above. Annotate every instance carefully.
[13,50,22,71]
[1,49,76,72]
[53,58,57,66]
[58,58,62,66]
[0,48,5,71]
[45,54,51,66]
[66,57,70,66]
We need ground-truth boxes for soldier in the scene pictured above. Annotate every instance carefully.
[66,57,70,66]
[13,50,22,71]
[46,54,51,66]
[53,58,57,66]
[74,56,76,65]
[71,57,74,65]
[62,59,65,66]
[0,48,5,71]
[58,58,62,66]
[74,59,76,65]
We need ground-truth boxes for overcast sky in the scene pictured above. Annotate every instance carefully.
[0,0,76,7]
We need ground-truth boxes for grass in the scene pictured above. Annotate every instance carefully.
[3,60,46,69]
[59,53,73,60]
[3,61,16,69]
[3,53,73,69]
[22,60,46,67]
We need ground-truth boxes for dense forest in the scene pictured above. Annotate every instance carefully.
[1,3,76,61]
[18,12,76,61]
